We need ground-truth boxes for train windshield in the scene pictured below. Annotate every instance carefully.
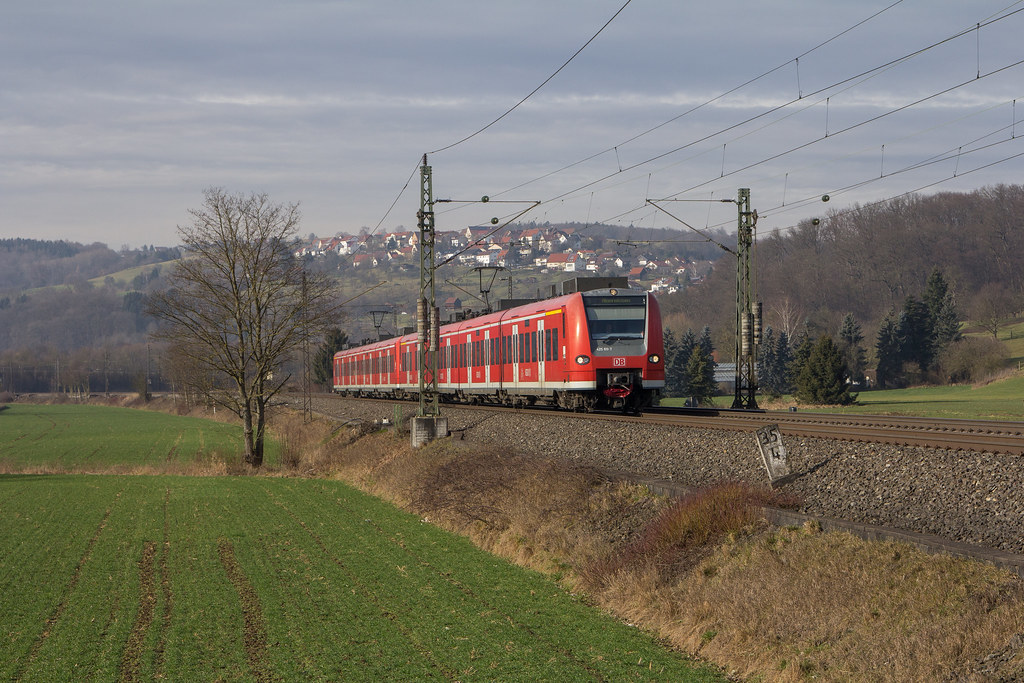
[583,295,646,342]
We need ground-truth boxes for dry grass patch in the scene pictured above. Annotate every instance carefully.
[303,424,1024,682]
[603,524,1024,681]
[320,428,664,579]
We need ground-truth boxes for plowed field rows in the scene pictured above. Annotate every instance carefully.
[0,473,719,681]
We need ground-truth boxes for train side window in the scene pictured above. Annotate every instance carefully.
[531,331,537,363]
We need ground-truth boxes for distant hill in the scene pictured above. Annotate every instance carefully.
[661,184,1024,351]
[0,239,179,291]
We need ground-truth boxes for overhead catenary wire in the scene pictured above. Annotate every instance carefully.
[428,0,634,156]
[488,0,911,201]
[582,51,1024,230]
[370,2,1023,253]
[759,144,1024,239]
[487,4,1024,235]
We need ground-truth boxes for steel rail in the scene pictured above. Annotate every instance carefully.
[312,393,1024,453]
[641,407,1024,454]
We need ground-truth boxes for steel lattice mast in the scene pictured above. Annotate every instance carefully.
[417,154,440,417]
[732,188,760,409]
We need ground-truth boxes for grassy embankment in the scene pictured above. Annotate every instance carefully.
[0,402,719,682]
[4,400,1024,680]
[296,415,1024,681]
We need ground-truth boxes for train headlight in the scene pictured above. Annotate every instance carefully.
[575,354,591,365]
[648,354,661,364]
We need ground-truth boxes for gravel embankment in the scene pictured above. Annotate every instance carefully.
[306,397,1024,555]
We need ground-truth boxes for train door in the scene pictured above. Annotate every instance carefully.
[536,317,545,385]
[484,330,491,387]
[511,323,519,394]
[442,336,450,388]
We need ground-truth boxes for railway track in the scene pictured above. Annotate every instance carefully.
[642,406,1024,454]
[312,393,1024,454]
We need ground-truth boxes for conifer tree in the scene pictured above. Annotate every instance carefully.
[313,327,349,387]
[899,296,935,372]
[697,326,717,395]
[875,309,902,388]
[795,335,856,405]
[837,313,867,384]
[788,331,814,387]
[673,328,698,398]
[758,327,794,397]
[685,345,715,406]
[922,267,961,349]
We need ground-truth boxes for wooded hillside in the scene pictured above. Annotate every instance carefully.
[662,184,1024,353]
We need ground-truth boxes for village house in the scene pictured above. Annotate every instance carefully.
[545,252,579,272]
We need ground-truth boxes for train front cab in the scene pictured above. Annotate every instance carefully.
[566,288,664,412]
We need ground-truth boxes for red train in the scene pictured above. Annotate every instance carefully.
[333,287,665,413]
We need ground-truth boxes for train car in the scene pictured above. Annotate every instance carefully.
[333,287,664,413]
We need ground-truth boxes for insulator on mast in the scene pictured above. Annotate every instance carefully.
[416,298,426,345]
[752,301,763,345]
[430,307,439,351]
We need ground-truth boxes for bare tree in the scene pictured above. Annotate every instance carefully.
[970,282,1019,340]
[149,188,340,466]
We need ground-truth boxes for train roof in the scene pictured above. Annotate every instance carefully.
[335,287,651,357]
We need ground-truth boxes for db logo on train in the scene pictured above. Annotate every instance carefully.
[612,357,626,367]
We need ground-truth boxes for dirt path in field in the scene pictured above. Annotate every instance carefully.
[119,541,157,681]
[153,488,173,677]
[218,539,274,682]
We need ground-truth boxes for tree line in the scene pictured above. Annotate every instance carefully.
[661,185,1024,389]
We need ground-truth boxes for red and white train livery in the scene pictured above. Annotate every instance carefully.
[333,287,665,412]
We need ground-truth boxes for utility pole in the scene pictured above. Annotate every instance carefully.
[412,154,447,445]
[301,271,313,423]
[732,188,761,409]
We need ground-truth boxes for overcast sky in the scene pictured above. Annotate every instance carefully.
[2,0,1022,248]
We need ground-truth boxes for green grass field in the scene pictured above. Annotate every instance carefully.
[672,372,1024,420]
[810,374,1024,419]
[0,405,719,681]
[0,403,263,469]
[982,318,1024,366]
[87,259,180,288]
[0,474,720,681]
